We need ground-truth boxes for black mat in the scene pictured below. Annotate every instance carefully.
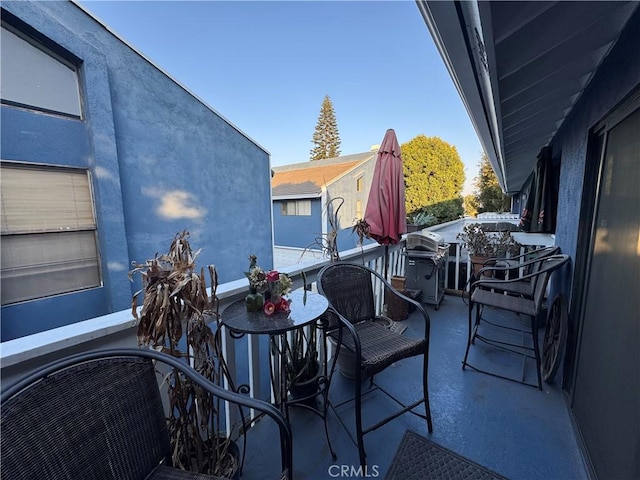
[385,431,509,480]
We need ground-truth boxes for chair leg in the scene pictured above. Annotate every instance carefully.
[530,314,542,390]
[463,300,474,369]
[355,367,366,469]
[423,350,433,433]
[472,304,481,343]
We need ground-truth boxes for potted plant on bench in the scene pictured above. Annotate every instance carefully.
[457,223,521,277]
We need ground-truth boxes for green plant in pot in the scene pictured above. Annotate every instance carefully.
[285,321,321,405]
[129,230,239,478]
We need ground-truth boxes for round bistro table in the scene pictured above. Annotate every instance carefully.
[222,288,336,459]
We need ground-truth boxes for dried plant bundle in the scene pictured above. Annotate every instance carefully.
[129,231,238,477]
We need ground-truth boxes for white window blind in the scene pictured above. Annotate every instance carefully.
[281,200,311,216]
[0,25,82,117]
[1,163,100,305]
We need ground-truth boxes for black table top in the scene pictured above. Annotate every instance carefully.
[222,289,328,335]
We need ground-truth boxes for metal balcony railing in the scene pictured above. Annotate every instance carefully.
[0,216,555,430]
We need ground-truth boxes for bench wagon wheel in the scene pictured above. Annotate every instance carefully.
[542,294,568,383]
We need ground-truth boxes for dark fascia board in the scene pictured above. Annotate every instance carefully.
[416,0,508,192]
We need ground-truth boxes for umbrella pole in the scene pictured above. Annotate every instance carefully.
[384,245,389,281]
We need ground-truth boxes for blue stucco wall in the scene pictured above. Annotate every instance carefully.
[272,198,322,249]
[1,1,273,340]
[329,160,377,252]
[272,157,377,254]
[548,8,640,301]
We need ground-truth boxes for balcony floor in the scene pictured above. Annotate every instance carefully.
[241,293,588,480]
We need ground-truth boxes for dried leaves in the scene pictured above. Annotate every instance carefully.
[129,231,216,351]
[129,230,236,476]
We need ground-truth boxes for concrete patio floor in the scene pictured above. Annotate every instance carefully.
[241,293,589,480]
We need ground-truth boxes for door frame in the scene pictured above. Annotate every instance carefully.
[566,88,640,398]
[565,89,639,479]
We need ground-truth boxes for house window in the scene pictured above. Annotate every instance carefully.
[356,176,364,192]
[356,200,362,219]
[0,163,100,305]
[0,24,82,118]
[281,200,311,216]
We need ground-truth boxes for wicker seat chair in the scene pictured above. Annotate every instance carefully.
[317,263,433,468]
[463,254,570,389]
[0,348,292,480]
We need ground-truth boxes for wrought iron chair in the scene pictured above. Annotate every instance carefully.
[462,254,570,389]
[475,246,560,298]
[0,348,293,480]
[317,263,433,468]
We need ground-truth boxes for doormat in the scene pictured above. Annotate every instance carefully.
[385,430,509,480]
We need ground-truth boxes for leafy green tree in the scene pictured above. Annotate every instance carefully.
[473,153,511,213]
[464,194,478,217]
[310,95,341,161]
[402,135,465,224]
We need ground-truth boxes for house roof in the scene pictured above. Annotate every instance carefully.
[272,151,375,198]
[418,1,639,194]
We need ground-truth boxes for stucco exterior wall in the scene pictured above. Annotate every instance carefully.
[1,1,273,340]
[272,156,378,254]
[551,9,640,260]
[272,197,323,250]
[549,8,640,299]
[329,161,377,252]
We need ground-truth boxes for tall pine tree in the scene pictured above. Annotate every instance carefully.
[473,152,511,213]
[310,95,341,161]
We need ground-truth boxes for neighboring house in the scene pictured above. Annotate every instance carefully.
[272,151,377,267]
[419,1,639,478]
[0,1,273,341]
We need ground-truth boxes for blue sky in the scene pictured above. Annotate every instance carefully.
[79,0,483,194]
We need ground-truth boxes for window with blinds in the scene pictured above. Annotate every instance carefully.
[281,200,311,216]
[0,163,101,305]
[0,24,82,118]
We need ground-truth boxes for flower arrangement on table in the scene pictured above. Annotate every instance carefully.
[245,255,292,315]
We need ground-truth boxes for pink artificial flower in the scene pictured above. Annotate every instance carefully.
[266,270,280,283]
[279,298,290,313]
[263,301,276,316]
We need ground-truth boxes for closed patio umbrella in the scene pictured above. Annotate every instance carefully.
[364,129,407,278]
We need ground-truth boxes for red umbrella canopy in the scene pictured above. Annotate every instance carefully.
[364,129,407,245]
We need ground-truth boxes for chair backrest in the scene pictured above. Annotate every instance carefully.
[1,349,294,480]
[532,254,570,310]
[523,246,560,276]
[317,263,376,324]
[1,356,170,480]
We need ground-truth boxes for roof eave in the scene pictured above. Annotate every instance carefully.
[272,194,322,201]
[417,0,510,192]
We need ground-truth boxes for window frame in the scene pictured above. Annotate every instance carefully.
[0,20,83,120]
[1,161,102,305]
[281,200,312,216]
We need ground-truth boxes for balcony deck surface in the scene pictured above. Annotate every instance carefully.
[241,293,588,480]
